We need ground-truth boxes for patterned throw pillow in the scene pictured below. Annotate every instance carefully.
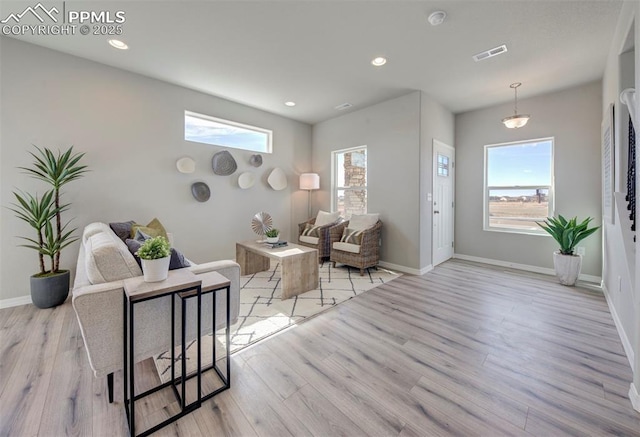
[130,217,168,239]
[340,228,364,245]
[302,223,322,237]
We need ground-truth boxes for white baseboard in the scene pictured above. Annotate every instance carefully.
[378,261,433,276]
[630,383,640,413]
[452,253,602,284]
[0,295,32,309]
[602,284,635,369]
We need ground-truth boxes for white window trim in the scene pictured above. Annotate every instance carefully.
[184,110,273,153]
[331,146,368,215]
[483,137,555,236]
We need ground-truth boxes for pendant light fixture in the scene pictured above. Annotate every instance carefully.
[502,82,530,129]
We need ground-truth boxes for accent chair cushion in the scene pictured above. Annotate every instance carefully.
[299,235,320,245]
[348,213,379,231]
[333,241,361,254]
[315,210,340,227]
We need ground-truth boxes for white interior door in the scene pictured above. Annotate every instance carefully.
[432,140,455,266]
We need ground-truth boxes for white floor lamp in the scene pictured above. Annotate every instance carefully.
[300,173,320,218]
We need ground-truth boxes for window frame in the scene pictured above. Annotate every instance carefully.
[184,110,273,153]
[331,146,368,218]
[483,137,555,236]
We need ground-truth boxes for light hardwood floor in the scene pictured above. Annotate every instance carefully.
[1,259,639,436]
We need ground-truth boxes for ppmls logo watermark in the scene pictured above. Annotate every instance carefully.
[1,2,126,36]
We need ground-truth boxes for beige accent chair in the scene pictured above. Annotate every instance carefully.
[72,222,240,403]
[298,210,345,260]
[330,214,382,276]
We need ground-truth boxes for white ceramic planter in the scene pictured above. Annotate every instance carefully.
[141,256,170,282]
[265,236,280,244]
[553,251,582,286]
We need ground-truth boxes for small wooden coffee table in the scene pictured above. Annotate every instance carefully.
[236,240,318,299]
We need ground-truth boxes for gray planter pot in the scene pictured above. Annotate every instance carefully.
[30,270,70,309]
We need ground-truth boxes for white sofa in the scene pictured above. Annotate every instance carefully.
[72,222,240,400]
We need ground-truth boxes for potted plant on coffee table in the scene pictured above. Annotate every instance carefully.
[136,236,171,282]
[537,215,599,286]
[265,228,280,243]
[10,146,87,308]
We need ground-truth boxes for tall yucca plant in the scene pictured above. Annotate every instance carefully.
[19,146,88,272]
[537,215,599,255]
[9,190,71,275]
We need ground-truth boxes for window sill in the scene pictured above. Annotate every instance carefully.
[483,227,550,237]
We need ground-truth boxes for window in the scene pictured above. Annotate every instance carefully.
[437,153,450,177]
[484,138,554,234]
[332,146,367,218]
[184,110,272,153]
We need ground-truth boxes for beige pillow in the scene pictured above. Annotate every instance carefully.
[348,213,379,231]
[315,210,340,227]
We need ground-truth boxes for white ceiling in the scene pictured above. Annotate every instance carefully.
[1,0,623,124]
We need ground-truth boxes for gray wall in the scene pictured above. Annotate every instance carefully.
[312,92,422,270]
[0,37,312,302]
[312,91,454,272]
[455,81,603,277]
[602,0,640,398]
[419,92,456,269]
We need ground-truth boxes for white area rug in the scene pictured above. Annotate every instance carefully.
[154,261,400,382]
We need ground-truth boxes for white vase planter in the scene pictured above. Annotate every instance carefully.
[141,256,170,282]
[265,235,280,244]
[553,251,582,286]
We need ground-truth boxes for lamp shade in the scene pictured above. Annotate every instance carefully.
[300,173,320,190]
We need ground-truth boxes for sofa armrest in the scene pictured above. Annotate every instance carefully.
[73,261,241,379]
[189,260,241,327]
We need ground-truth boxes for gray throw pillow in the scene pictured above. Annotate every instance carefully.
[109,220,136,242]
[125,237,190,270]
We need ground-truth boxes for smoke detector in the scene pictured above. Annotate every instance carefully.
[428,11,446,26]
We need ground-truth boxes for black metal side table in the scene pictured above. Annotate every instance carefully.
[195,271,232,400]
[123,269,203,437]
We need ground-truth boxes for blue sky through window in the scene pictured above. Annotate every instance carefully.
[487,140,552,196]
[184,112,271,153]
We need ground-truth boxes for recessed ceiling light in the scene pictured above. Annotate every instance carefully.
[284,101,296,107]
[108,39,128,50]
[428,11,447,26]
[371,57,387,67]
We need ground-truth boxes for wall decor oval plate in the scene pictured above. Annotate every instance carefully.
[267,167,287,190]
[238,172,255,189]
[249,154,263,167]
[176,156,196,174]
[212,150,237,175]
[191,182,211,202]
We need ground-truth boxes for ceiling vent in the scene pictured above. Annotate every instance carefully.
[472,44,508,62]
[334,103,353,111]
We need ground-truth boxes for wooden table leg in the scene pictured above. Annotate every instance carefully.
[281,250,319,299]
[236,244,270,275]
